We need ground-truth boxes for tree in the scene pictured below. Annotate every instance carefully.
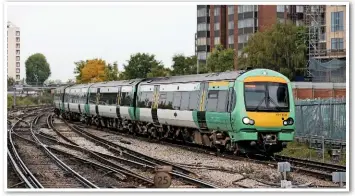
[171,54,197,76]
[238,21,308,80]
[120,53,168,79]
[7,77,15,87]
[80,59,107,83]
[206,44,234,73]
[147,66,171,78]
[105,61,119,81]
[73,60,87,82]
[25,53,51,85]
[74,59,122,83]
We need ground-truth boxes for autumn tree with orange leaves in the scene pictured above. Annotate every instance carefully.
[74,59,119,83]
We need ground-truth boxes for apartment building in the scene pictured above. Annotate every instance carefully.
[7,21,21,82]
[196,5,326,69]
[325,5,346,59]
[196,5,296,69]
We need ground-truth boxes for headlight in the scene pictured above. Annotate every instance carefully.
[242,117,250,124]
[242,117,255,125]
[283,118,294,126]
[287,118,294,125]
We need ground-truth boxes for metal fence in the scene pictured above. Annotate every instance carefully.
[295,98,346,141]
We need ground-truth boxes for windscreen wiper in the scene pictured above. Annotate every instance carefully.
[267,96,282,112]
[253,96,266,111]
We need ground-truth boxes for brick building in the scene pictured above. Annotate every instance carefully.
[196,5,304,69]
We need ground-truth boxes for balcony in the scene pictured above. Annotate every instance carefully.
[312,49,346,59]
[328,49,346,57]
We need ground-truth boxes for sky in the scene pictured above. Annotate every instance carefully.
[7,4,197,82]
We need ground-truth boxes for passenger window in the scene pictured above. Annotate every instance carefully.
[100,93,117,105]
[216,90,228,112]
[145,92,154,108]
[137,92,146,107]
[158,92,166,109]
[89,93,96,104]
[172,92,182,110]
[180,92,190,110]
[227,87,236,112]
[120,92,132,106]
[188,91,199,111]
[206,90,218,112]
[158,92,174,109]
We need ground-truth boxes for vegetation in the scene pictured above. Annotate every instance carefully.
[72,22,307,83]
[7,92,53,108]
[25,53,51,85]
[171,54,202,75]
[7,77,15,87]
[206,44,234,72]
[74,59,119,83]
[119,53,169,80]
[238,21,308,80]
[278,141,346,166]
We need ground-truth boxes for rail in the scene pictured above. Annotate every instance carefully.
[7,115,43,188]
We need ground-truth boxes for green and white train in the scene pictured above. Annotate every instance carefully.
[53,69,295,155]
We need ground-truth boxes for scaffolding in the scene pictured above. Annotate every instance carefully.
[304,5,326,59]
[304,5,346,83]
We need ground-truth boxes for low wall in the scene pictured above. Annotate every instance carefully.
[291,82,346,100]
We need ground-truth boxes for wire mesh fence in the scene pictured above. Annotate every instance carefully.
[295,98,346,141]
[284,98,347,164]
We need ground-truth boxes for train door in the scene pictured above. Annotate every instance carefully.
[205,81,233,132]
[95,88,100,116]
[152,85,160,124]
[116,86,121,119]
[196,82,208,130]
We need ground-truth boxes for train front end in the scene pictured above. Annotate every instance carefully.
[233,69,295,154]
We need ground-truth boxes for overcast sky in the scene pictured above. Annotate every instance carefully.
[7,4,197,82]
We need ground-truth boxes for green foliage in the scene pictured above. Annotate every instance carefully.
[147,66,171,78]
[105,61,119,81]
[7,77,15,87]
[25,53,51,85]
[206,44,234,72]
[278,141,346,166]
[171,54,197,76]
[73,60,87,83]
[7,92,53,108]
[238,21,307,80]
[120,53,169,80]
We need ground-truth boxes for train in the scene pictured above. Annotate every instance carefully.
[53,68,295,155]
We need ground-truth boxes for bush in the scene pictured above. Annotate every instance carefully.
[7,92,54,108]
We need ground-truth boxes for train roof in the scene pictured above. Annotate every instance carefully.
[67,83,93,89]
[90,78,143,88]
[139,70,244,85]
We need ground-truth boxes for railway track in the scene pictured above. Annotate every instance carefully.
[7,110,98,189]
[8,113,45,188]
[68,120,345,182]
[49,115,217,188]
[8,105,344,188]
[45,114,156,188]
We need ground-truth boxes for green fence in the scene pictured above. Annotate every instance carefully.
[295,98,346,141]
